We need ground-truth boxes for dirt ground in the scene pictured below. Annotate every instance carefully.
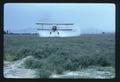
[50,66,115,79]
[4,56,115,79]
[4,56,37,78]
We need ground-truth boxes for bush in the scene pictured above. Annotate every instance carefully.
[4,34,115,76]
[95,54,111,66]
[30,46,59,59]
[4,48,32,61]
[24,58,46,69]
[36,69,51,78]
[4,53,18,61]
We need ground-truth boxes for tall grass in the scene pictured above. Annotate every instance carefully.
[4,34,115,77]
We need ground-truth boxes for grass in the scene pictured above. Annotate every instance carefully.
[4,33,115,78]
[36,69,51,78]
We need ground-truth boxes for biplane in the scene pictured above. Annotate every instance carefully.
[36,23,74,37]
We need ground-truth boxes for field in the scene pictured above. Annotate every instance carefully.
[4,33,115,78]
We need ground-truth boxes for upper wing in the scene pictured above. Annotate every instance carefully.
[36,23,73,25]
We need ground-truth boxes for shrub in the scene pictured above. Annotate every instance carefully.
[4,47,32,61]
[95,54,111,66]
[30,46,58,59]
[36,69,51,78]
[4,53,18,61]
[4,34,115,76]
[24,57,46,69]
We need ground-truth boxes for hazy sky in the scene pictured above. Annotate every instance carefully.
[4,3,115,35]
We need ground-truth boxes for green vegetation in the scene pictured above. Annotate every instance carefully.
[4,33,115,78]
[36,69,51,78]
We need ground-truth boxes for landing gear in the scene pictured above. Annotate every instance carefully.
[49,32,59,35]
[57,32,59,35]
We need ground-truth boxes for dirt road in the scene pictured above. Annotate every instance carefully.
[4,56,115,79]
[4,56,37,78]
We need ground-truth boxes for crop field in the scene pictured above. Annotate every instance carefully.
[4,33,115,78]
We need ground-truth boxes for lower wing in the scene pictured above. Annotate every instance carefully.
[37,29,51,30]
[57,29,72,31]
[37,29,72,31]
